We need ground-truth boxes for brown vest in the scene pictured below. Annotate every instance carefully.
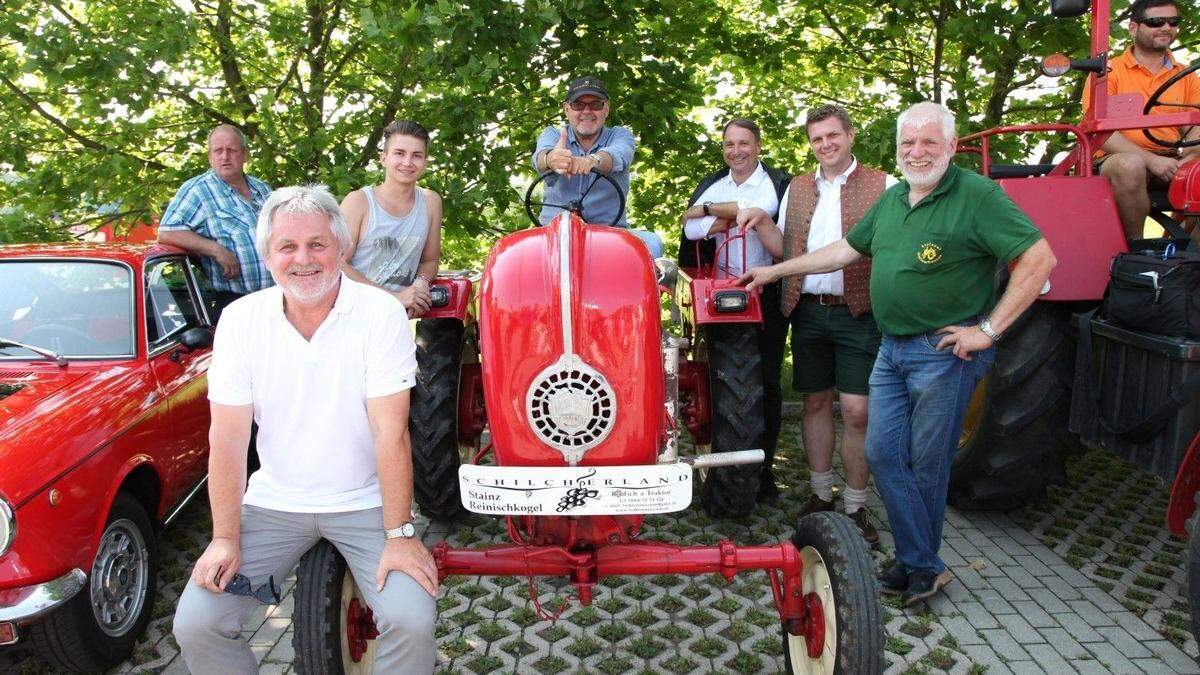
[779,163,887,318]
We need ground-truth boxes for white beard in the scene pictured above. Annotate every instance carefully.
[900,152,952,191]
[276,265,339,303]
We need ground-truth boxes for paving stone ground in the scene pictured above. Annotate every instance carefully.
[3,420,1199,674]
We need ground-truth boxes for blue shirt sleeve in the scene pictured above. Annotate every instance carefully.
[603,127,636,173]
[533,126,562,171]
[158,181,205,234]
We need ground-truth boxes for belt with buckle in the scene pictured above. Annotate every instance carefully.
[802,293,847,306]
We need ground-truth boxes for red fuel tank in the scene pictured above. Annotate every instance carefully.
[478,213,664,468]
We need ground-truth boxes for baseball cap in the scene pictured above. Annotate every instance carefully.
[566,76,609,103]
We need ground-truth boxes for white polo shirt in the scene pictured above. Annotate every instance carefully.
[207,275,417,512]
[684,163,780,274]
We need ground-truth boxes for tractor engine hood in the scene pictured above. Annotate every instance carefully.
[479,213,664,467]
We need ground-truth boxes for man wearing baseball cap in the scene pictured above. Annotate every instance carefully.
[532,75,664,257]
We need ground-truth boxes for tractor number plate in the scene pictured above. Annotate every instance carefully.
[458,463,693,516]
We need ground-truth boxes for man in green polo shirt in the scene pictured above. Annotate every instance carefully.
[739,101,1056,606]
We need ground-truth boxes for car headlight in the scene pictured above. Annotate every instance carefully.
[0,497,13,557]
[712,290,749,313]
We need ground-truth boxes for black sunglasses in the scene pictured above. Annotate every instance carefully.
[225,573,281,605]
[569,100,606,111]
[1138,16,1181,28]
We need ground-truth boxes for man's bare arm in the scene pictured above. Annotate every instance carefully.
[158,229,240,279]
[368,391,439,596]
[737,238,862,290]
[682,201,739,222]
[191,402,252,592]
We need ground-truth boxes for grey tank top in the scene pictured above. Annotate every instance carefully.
[348,187,429,291]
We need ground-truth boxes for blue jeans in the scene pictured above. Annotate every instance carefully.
[629,228,664,258]
[865,323,994,575]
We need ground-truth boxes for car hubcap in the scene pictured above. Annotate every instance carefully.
[339,569,377,672]
[787,545,837,675]
[90,518,148,637]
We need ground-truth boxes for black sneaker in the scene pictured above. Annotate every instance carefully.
[796,493,835,520]
[878,562,907,595]
[902,569,953,606]
[847,508,879,546]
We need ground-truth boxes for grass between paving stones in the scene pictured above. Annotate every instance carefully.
[1011,448,1196,656]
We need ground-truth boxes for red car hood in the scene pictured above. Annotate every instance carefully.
[0,365,140,506]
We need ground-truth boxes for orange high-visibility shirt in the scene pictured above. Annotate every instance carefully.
[1081,48,1200,155]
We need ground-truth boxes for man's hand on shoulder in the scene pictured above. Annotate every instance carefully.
[376,538,439,596]
[934,324,993,360]
[192,536,241,593]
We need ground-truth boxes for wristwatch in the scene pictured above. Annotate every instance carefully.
[702,201,713,216]
[586,153,603,171]
[384,522,417,540]
[979,318,1000,341]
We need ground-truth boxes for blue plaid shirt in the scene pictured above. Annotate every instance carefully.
[159,170,273,293]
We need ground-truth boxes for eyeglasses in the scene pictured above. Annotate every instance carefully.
[569,100,606,111]
[225,573,281,605]
[1138,16,1181,28]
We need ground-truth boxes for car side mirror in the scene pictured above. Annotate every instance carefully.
[179,326,214,351]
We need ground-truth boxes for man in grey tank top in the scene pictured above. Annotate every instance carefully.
[341,120,444,317]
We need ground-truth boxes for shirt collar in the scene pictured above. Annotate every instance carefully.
[817,156,858,188]
[896,163,960,204]
[723,162,768,188]
[567,126,608,149]
[264,273,355,318]
[1120,47,1180,72]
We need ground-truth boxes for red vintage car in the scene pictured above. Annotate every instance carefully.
[0,243,214,671]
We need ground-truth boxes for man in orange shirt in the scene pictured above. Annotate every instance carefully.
[1082,0,1200,240]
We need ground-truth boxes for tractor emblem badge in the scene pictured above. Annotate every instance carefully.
[917,242,943,264]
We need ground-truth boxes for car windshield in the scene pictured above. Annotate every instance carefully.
[0,260,134,359]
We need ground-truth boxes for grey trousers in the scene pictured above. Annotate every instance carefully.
[173,505,436,674]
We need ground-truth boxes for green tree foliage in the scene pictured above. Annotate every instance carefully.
[0,0,1191,259]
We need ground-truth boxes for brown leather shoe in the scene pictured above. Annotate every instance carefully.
[796,494,835,520]
[848,508,880,546]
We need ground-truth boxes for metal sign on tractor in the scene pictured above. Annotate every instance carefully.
[291,169,886,673]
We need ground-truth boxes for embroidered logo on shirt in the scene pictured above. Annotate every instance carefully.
[917,242,943,265]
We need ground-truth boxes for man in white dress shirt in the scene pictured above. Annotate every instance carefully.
[775,105,897,545]
[681,118,790,503]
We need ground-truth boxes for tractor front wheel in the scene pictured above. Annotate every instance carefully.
[411,317,469,520]
[948,302,1084,510]
[699,323,764,519]
[293,540,377,675]
[783,511,884,674]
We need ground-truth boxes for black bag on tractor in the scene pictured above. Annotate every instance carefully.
[1103,247,1200,340]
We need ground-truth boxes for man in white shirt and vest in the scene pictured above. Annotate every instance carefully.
[173,185,437,673]
[775,105,897,545]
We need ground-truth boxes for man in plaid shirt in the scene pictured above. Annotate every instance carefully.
[159,125,273,316]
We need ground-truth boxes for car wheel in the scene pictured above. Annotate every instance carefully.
[699,323,764,519]
[783,511,884,674]
[30,493,157,672]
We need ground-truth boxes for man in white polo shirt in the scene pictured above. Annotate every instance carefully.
[173,185,437,673]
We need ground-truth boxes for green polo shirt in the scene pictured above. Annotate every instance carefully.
[844,164,1042,336]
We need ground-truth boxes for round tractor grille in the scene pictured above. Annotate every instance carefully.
[527,358,616,459]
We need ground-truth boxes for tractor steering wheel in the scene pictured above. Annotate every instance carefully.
[523,169,626,228]
[1142,60,1200,149]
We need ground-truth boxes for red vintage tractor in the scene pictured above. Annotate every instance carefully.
[291,172,884,673]
[945,0,1200,645]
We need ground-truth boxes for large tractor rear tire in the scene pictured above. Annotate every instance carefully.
[948,301,1085,510]
[411,317,467,521]
[700,323,764,519]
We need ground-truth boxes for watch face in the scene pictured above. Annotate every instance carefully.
[402,522,416,537]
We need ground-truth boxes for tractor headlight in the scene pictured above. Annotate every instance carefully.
[430,285,450,308]
[713,290,749,313]
[0,497,14,558]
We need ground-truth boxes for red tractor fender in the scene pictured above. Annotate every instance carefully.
[1166,431,1200,537]
[1169,159,1200,214]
